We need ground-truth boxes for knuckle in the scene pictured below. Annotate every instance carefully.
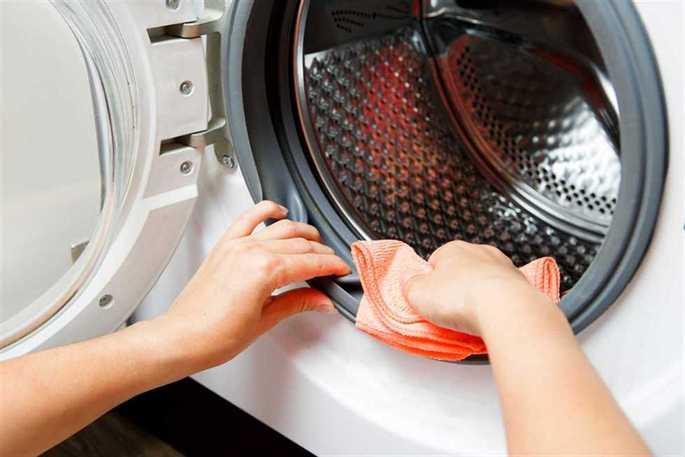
[233,240,255,254]
[431,240,466,263]
[225,241,244,256]
[300,294,321,312]
[299,300,315,313]
[251,255,280,279]
[256,200,278,212]
[483,244,508,259]
[281,220,299,236]
[307,224,321,237]
[219,237,239,250]
[263,254,282,271]
[293,238,311,251]
[441,240,469,255]
[314,259,326,275]
[275,218,293,229]
[480,243,498,253]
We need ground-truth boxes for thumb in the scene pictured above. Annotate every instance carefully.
[403,272,432,309]
[257,288,335,335]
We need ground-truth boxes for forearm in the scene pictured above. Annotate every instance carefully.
[479,284,650,455]
[0,319,198,457]
[0,203,348,457]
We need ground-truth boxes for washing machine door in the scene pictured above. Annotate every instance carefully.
[0,0,222,357]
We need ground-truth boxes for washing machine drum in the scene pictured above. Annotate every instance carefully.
[236,0,666,339]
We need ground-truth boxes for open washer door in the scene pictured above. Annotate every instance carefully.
[0,0,222,357]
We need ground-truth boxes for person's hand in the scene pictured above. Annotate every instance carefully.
[404,240,545,335]
[155,200,350,369]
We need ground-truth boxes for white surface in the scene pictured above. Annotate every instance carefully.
[1,1,101,319]
[137,1,684,455]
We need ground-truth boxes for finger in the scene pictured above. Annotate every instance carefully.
[274,254,351,287]
[428,240,469,266]
[403,272,450,326]
[260,238,334,255]
[403,272,432,308]
[223,200,288,240]
[480,244,512,262]
[252,219,320,242]
[257,288,335,335]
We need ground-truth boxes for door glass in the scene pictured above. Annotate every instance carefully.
[1,2,101,323]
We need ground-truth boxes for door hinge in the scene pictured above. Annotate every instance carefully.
[160,5,235,169]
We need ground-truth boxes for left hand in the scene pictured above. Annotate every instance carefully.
[154,200,350,369]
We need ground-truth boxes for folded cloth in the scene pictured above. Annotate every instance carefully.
[351,240,560,361]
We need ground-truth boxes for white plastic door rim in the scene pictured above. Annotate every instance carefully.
[0,0,210,356]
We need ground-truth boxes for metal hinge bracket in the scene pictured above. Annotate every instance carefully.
[162,4,235,168]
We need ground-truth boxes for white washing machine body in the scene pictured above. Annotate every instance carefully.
[1,0,682,455]
[139,0,685,449]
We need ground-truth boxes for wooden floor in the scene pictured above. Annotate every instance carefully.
[41,378,312,457]
[42,412,184,457]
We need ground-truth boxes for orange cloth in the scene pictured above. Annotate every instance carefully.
[352,240,560,361]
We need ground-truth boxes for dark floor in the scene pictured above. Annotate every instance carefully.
[43,378,313,457]
[42,412,183,457]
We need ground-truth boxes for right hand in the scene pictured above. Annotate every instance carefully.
[404,241,542,335]
[405,242,651,457]
[157,200,350,369]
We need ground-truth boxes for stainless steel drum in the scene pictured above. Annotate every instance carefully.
[295,0,622,290]
[233,0,666,339]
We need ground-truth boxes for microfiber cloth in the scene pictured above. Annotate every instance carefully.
[351,240,560,361]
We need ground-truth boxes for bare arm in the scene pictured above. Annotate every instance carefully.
[0,201,350,457]
[0,320,196,457]
[405,241,650,455]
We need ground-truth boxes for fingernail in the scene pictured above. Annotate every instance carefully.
[317,299,336,314]
[278,205,288,214]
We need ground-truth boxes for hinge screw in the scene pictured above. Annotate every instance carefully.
[179,80,194,96]
[221,154,236,169]
[166,0,181,10]
[98,294,113,308]
[180,160,194,175]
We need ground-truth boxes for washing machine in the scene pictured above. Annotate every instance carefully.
[1,0,682,454]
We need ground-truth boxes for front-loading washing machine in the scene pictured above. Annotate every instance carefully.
[1,0,682,454]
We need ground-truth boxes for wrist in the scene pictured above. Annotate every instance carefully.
[130,317,212,378]
[471,277,559,338]
[149,310,246,373]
